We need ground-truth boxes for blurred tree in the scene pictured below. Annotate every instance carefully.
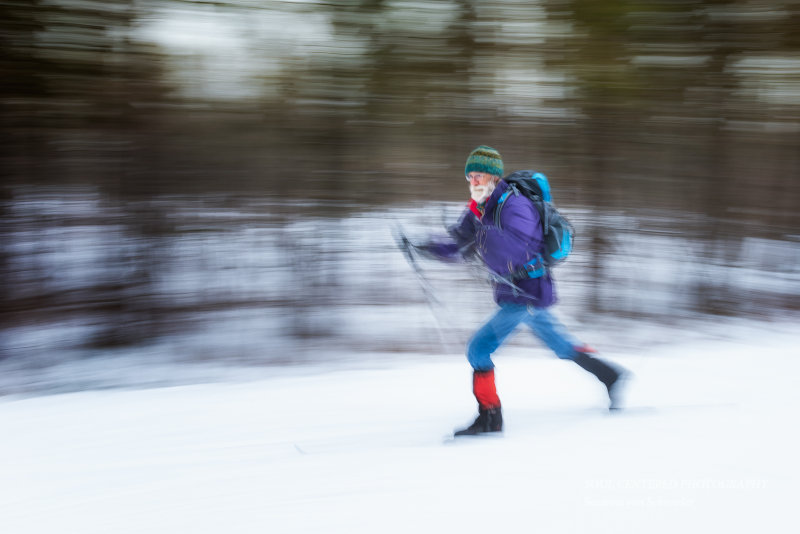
[3,0,799,361]
[543,0,659,313]
[542,0,800,315]
[1,0,178,347]
[0,0,48,184]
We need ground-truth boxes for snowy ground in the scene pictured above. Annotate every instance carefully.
[1,321,798,534]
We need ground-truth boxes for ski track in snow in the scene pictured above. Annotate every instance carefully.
[1,326,798,534]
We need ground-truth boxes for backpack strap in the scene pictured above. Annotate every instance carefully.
[497,188,514,205]
[493,184,518,229]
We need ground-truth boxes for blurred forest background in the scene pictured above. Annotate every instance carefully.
[2,0,799,383]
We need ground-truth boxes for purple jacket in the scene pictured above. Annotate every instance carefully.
[423,180,556,307]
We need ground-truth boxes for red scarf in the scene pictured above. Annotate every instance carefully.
[469,199,483,218]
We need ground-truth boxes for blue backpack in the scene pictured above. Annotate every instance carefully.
[493,170,575,279]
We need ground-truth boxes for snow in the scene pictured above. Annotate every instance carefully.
[1,323,798,534]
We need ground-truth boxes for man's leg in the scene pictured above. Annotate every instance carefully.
[523,306,627,409]
[455,304,526,435]
[520,305,580,361]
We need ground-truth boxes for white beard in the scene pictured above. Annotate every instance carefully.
[470,181,496,203]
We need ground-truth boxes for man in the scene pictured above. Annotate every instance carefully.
[418,145,627,436]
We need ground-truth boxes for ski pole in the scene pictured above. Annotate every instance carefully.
[392,225,457,352]
[394,228,442,306]
[466,258,540,302]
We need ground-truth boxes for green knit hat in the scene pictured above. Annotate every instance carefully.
[465,145,504,178]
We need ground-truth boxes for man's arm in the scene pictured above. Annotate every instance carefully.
[416,204,480,262]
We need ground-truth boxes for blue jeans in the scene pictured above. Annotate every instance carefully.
[467,303,581,371]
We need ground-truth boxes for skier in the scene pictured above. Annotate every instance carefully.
[415,145,627,436]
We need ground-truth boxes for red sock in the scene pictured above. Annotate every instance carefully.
[473,369,501,409]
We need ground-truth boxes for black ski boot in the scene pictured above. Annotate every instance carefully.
[454,406,503,436]
[573,352,628,410]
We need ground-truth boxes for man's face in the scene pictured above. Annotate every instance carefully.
[467,172,496,203]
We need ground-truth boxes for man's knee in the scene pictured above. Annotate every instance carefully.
[466,335,496,371]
